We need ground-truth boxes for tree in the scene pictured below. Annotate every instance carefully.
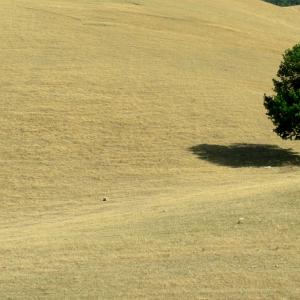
[264,43,300,139]
[263,0,300,6]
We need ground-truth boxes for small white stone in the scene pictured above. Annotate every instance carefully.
[237,217,244,224]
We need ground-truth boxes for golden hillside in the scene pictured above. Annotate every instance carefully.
[0,0,300,298]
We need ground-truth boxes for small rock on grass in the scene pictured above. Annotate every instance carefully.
[237,217,244,224]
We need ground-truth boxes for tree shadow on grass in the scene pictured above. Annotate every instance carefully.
[189,143,300,168]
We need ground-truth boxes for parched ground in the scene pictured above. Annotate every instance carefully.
[0,0,300,298]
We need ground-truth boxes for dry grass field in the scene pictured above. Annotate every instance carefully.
[0,0,300,298]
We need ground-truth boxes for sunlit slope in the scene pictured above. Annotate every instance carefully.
[1,0,300,222]
[0,0,300,298]
[1,178,300,299]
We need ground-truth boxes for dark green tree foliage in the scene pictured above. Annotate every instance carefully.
[263,0,300,6]
[264,44,300,139]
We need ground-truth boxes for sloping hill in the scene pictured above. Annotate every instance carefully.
[0,0,300,298]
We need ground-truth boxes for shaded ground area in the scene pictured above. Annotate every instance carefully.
[189,143,300,167]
